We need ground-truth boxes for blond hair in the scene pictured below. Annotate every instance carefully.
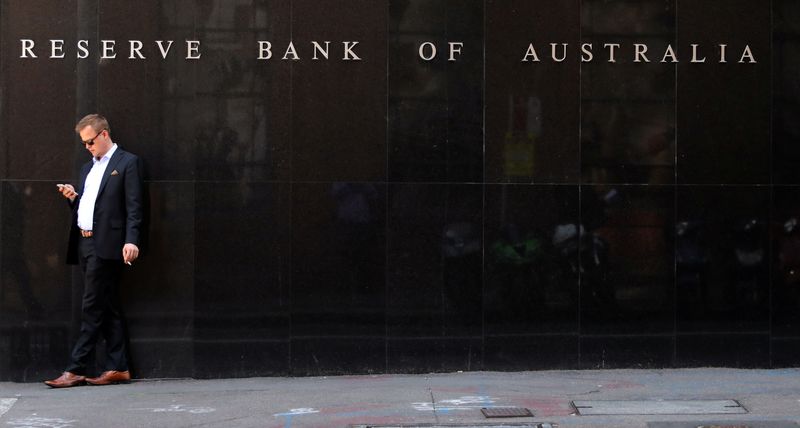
[75,114,110,134]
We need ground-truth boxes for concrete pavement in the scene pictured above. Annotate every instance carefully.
[0,369,799,427]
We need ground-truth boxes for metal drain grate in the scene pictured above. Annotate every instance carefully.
[481,407,534,418]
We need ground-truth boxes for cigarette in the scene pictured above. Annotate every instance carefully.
[125,261,132,266]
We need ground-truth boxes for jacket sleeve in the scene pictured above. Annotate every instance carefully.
[124,155,144,246]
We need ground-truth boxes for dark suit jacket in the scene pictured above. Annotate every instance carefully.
[66,147,144,264]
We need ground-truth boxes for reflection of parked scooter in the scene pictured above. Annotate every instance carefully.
[777,217,800,315]
[489,224,545,313]
[731,218,766,308]
[778,218,800,287]
[552,223,611,306]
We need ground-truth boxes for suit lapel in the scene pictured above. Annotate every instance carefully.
[77,162,92,195]
[96,149,125,199]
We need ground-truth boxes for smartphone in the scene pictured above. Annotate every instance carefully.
[57,184,79,196]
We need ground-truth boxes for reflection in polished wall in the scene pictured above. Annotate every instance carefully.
[1,1,799,380]
[581,0,676,185]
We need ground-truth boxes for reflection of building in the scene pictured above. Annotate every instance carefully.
[0,0,798,380]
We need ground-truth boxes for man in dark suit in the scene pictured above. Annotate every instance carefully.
[45,114,143,388]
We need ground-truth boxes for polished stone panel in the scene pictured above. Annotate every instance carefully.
[387,337,483,373]
[192,0,292,182]
[484,184,579,335]
[772,187,800,340]
[580,336,674,369]
[291,337,386,376]
[292,0,387,182]
[485,0,580,184]
[772,338,800,368]
[676,0,770,184]
[389,0,483,182]
[194,182,291,377]
[676,186,770,334]
[387,338,439,374]
[581,0,676,185]
[676,334,769,368]
[580,185,674,335]
[773,1,800,184]
[97,1,188,180]
[292,183,386,336]
[1,0,79,180]
[0,182,73,381]
[387,184,483,340]
[119,182,195,378]
[483,334,579,371]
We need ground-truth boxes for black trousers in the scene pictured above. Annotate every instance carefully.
[66,236,128,375]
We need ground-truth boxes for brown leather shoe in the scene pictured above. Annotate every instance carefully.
[86,370,131,386]
[44,372,86,388]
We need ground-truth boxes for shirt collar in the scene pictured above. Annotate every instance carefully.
[93,143,118,164]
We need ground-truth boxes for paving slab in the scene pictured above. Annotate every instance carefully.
[573,400,747,416]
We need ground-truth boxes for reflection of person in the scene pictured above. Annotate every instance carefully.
[45,114,143,388]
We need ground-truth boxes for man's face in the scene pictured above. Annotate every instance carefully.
[78,125,111,158]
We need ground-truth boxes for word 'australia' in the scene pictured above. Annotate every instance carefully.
[522,43,757,63]
[20,39,202,59]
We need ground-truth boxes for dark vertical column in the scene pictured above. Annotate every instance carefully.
[0,2,6,379]
[674,0,772,368]
[578,0,677,368]
[485,0,580,184]
[1,0,79,179]
[0,0,81,381]
[388,0,484,183]
[676,186,770,367]
[76,0,98,171]
[483,184,580,370]
[387,184,483,372]
[195,182,291,378]
[579,185,675,368]
[96,1,164,175]
[291,183,387,375]
[676,0,770,185]
[291,0,388,182]
[772,187,800,366]
[121,181,195,378]
[581,0,676,185]
[191,0,293,379]
[1,182,73,381]
[0,0,6,180]
[773,0,800,184]
[772,0,800,367]
[288,0,389,376]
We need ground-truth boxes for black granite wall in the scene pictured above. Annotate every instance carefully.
[1,0,798,381]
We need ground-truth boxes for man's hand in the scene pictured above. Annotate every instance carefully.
[57,184,78,202]
[122,243,140,264]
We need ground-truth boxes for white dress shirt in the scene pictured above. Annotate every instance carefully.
[77,144,118,231]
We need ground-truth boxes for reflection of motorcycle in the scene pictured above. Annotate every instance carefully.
[552,223,611,306]
[731,219,766,308]
[779,217,800,287]
[488,224,545,313]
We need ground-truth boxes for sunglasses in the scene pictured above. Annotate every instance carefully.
[81,130,105,146]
